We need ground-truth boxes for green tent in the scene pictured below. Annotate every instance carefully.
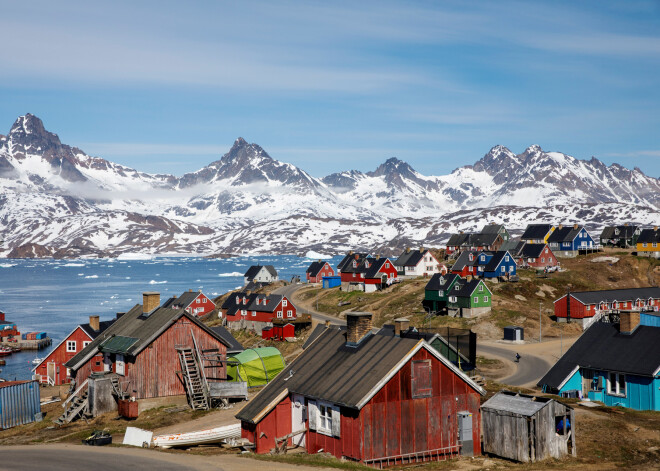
[227,347,286,387]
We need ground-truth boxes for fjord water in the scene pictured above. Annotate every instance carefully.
[0,255,341,380]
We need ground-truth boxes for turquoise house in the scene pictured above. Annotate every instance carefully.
[538,312,660,411]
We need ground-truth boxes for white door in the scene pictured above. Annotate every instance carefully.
[103,353,112,372]
[291,394,306,447]
[116,354,125,376]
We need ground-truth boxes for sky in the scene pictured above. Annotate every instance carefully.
[1,1,659,177]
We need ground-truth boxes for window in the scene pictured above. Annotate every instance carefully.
[252,311,256,317]
[607,372,626,397]
[449,296,457,302]
[643,243,648,247]
[116,354,125,376]
[83,341,91,348]
[509,265,514,272]
[484,296,489,302]
[277,311,283,318]
[474,296,479,303]
[385,262,390,268]
[196,298,200,304]
[66,341,76,352]
[654,243,658,248]
[455,285,460,291]
[505,255,509,262]
[501,266,505,272]
[287,310,293,317]
[479,285,483,291]
[283,299,288,307]
[412,360,432,398]
[541,257,545,263]
[438,290,444,296]
[586,305,591,311]
[481,255,485,261]
[241,310,247,316]
[545,248,548,253]
[311,402,340,437]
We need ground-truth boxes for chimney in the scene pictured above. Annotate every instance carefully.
[89,315,100,332]
[654,226,658,231]
[558,224,563,230]
[349,250,354,255]
[573,224,578,230]
[620,311,641,335]
[394,318,410,337]
[466,275,473,282]
[346,312,373,345]
[189,288,193,292]
[624,222,629,226]
[406,247,411,253]
[419,247,424,253]
[142,292,160,314]
[325,320,331,327]
[116,312,125,319]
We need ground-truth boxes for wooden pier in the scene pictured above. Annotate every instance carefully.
[0,338,52,350]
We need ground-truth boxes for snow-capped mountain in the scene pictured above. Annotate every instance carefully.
[0,114,658,258]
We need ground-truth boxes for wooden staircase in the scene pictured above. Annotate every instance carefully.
[110,374,128,400]
[177,345,209,410]
[54,389,89,425]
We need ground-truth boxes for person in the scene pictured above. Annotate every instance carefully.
[515,352,521,363]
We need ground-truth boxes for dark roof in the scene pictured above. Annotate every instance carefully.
[446,233,470,247]
[394,249,428,268]
[520,243,548,259]
[501,240,526,256]
[481,224,506,235]
[246,294,284,313]
[453,278,487,297]
[451,250,478,271]
[337,253,369,272]
[538,322,660,390]
[469,232,500,247]
[80,319,116,339]
[244,265,277,280]
[521,224,553,240]
[210,326,244,354]
[483,251,510,272]
[237,326,484,424]
[306,261,327,276]
[65,303,230,370]
[302,324,327,349]
[600,225,639,240]
[559,287,660,305]
[425,273,459,291]
[547,225,583,243]
[482,391,562,416]
[638,228,660,244]
[169,290,203,309]
[364,257,392,279]
[245,281,268,291]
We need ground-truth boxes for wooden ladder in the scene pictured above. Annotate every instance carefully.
[110,375,128,400]
[54,390,89,425]
[177,346,209,410]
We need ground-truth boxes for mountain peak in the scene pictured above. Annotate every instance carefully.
[8,113,62,151]
[369,157,416,177]
[232,137,248,148]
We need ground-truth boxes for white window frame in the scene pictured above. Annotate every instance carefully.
[484,296,489,303]
[607,372,626,397]
[473,296,478,304]
[196,298,201,304]
[83,341,91,348]
[66,341,76,352]
[252,311,256,317]
[478,285,483,292]
[283,299,288,307]
[287,310,293,317]
[501,266,505,273]
[385,262,390,268]
[277,311,283,318]
[317,402,335,436]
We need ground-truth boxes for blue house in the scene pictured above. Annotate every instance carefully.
[547,224,595,258]
[538,311,660,411]
[476,251,517,279]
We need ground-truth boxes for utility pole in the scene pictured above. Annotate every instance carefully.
[539,302,542,343]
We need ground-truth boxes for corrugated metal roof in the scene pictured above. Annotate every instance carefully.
[100,335,139,354]
[482,391,553,416]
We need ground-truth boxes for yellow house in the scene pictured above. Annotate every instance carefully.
[637,226,660,258]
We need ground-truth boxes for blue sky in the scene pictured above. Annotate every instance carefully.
[1,1,659,177]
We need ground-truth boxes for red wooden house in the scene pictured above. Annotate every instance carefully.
[222,292,297,324]
[34,315,115,385]
[306,261,335,283]
[262,323,295,341]
[237,313,485,466]
[340,256,398,293]
[450,251,479,277]
[554,287,660,328]
[519,244,558,269]
[162,289,216,317]
[65,292,230,403]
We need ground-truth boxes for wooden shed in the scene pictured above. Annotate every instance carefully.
[481,391,576,462]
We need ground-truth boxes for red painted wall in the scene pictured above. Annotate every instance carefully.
[364,259,398,284]
[186,293,215,317]
[242,396,292,453]
[74,316,226,399]
[554,295,588,319]
[35,327,93,385]
[525,246,558,268]
[226,297,297,324]
[308,263,336,283]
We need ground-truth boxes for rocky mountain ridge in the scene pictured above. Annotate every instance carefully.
[0,114,658,258]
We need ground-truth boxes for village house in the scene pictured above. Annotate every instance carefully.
[162,289,216,317]
[553,286,660,328]
[520,224,555,244]
[65,292,230,414]
[236,312,485,465]
[244,265,278,286]
[34,315,115,386]
[305,260,335,283]
[538,311,660,411]
[475,251,517,280]
[394,247,442,277]
[445,233,470,256]
[547,224,595,258]
[450,251,479,277]
[636,226,660,258]
[480,223,510,243]
[336,251,370,273]
[600,224,640,248]
[339,255,398,292]
[482,391,575,462]
[221,292,296,333]
[518,244,558,269]
[445,277,492,318]
[423,273,461,313]
[446,224,508,256]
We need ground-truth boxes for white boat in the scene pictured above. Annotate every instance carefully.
[32,358,44,365]
[152,422,241,449]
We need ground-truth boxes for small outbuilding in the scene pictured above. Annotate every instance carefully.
[0,380,42,430]
[481,391,576,463]
[503,326,524,342]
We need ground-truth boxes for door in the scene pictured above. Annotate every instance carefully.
[291,394,306,447]
[47,362,56,385]
[116,354,125,376]
[103,353,112,372]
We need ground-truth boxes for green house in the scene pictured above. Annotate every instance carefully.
[423,273,461,313]
[447,277,492,318]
